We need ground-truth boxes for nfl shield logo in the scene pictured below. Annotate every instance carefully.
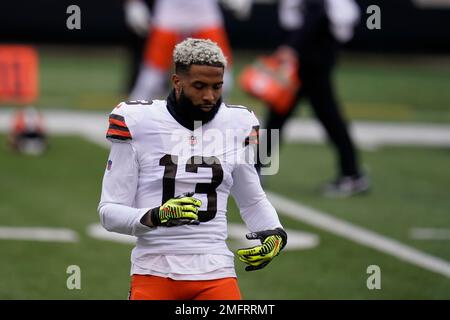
[189,135,197,145]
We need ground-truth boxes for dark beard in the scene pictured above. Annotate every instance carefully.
[166,89,221,130]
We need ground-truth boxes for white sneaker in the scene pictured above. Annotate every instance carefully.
[322,174,370,198]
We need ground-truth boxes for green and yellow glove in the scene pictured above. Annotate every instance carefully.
[237,228,287,271]
[150,192,202,227]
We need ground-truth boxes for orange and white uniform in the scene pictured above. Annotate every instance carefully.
[98,99,283,299]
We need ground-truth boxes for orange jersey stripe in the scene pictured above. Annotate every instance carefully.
[108,118,128,128]
[107,129,131,138]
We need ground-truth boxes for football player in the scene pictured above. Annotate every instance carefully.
[98,38,287,300]
[262,0,369,197]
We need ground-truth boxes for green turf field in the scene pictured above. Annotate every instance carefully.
[0,46,449,299]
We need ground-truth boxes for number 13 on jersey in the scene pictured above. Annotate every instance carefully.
[159,154,223,222]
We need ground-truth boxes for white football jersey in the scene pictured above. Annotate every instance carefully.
[98,99,283,278]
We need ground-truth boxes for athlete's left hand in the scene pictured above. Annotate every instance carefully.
[236,228,287,271]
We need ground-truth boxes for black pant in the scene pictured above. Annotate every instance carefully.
[264,47,360,177]
[125,32,147,93]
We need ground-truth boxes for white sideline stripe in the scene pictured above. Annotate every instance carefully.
[410,228,450,240]
[267,191,450,278]
[87,223,320,251]
[0,226,79,242]
[2,109,450,148]
[283,119,450,148]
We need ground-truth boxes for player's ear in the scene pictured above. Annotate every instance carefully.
[172,74,181,94]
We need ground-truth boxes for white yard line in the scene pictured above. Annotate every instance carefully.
[0,226,79,242]
[267,191,450,278]
[410,228,450,240]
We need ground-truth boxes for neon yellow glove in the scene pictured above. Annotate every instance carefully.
[237,228,287,271]
[150,192,202,227]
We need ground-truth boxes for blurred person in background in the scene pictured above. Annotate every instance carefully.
[123,0,155,92]
[263,0,369,197]
[124,0,252,101]
[8,106,47,156]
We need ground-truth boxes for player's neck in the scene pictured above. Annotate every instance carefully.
[166,89,221,131]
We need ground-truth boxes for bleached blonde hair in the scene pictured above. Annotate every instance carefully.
[173,38,227,71]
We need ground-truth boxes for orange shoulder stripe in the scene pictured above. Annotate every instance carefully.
[107,128,131,138]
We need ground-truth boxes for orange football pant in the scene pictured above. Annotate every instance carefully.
[129,274,242,300]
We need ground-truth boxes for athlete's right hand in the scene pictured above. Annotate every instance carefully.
[150,192,202,227]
